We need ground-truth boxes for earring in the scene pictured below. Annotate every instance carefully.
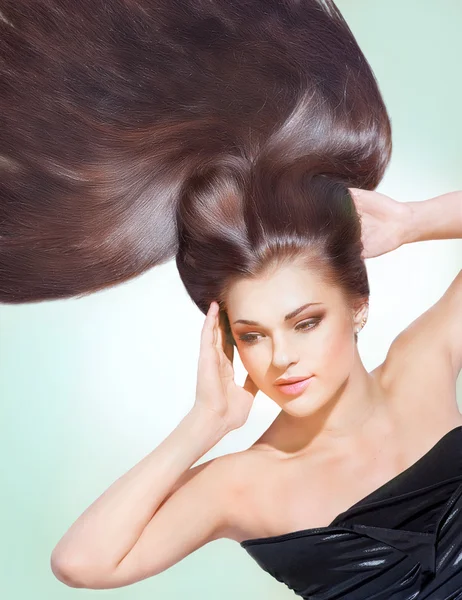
[355,304,368,334]
[355,315,368,334]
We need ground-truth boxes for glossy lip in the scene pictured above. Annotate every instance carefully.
[275,376,314,395]
[274,375,313,385]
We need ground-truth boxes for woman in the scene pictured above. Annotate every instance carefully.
[4,0,460,597]
[51,188,462,598]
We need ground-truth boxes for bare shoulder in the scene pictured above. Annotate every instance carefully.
[162,447,266,544]
[161,449,258,541]
[211,446,281,542]
[378,270,462,414]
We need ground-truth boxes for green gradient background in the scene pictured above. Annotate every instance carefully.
[1,2,461,598]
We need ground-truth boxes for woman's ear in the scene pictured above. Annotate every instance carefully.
[353,299,369,332]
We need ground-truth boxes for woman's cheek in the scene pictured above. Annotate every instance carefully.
[313,325,347,374]
[238,344,269,389]
[326,327,356,377]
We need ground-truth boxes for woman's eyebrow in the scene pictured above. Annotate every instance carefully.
[232,302,323,326]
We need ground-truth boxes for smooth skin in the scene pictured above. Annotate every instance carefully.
[51,190,462,589]
[194,301,258,432]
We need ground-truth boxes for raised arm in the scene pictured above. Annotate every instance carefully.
[350,188,462,380]
[392,189,462,375]
[349,188,462,259]
[403,190,462,244]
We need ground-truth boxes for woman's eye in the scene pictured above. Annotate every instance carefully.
[238,319,320,344]
[238,333,260,344]
[296,319,320,331]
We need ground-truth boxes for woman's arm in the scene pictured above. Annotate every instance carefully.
[50,301,257,589]
[50,408,229,588]
[388,190,462,376]
[349,188,462,258]
[403,191,462,244]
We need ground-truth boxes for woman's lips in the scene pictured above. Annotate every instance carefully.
[275,376,314,395]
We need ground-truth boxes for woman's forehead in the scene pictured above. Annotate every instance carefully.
[225,267,342,321]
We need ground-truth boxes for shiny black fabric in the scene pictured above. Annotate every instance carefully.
[240,425,462,599]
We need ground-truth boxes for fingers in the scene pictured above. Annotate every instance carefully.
[201,301,219,352]
[201,304,257,401]
[201,301,235,366]
[348,187,364,212]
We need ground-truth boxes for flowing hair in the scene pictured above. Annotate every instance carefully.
[0,0,391,311]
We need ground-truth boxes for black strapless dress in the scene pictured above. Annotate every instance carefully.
[240,425,462,599]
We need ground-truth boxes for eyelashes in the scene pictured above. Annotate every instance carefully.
[238,318,321,345]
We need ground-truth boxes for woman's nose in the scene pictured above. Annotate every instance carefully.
[271,341,299,369]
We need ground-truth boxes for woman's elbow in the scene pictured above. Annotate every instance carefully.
[50,552,106,589]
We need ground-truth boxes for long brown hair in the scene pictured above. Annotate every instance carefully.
[0,0,391,310]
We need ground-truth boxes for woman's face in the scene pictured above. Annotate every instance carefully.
[226,264,362,417]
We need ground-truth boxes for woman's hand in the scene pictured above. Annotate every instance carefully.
[193,301,259,434]
[349,188,412,259]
